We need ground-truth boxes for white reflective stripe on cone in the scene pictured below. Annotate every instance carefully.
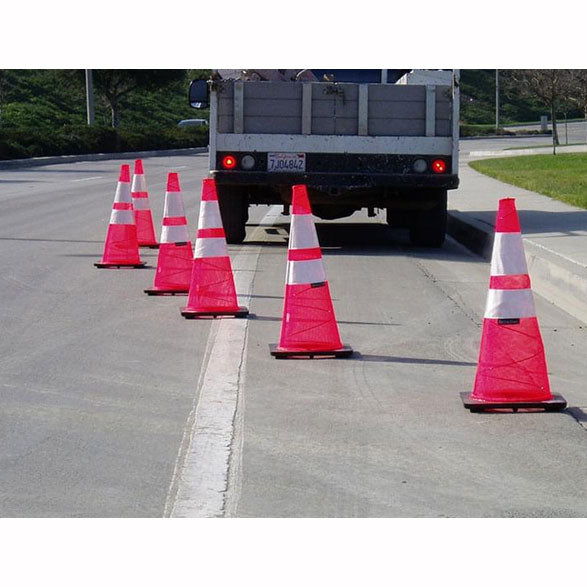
[161,225,190,244]
[132,198,150,211]
[164,192,186,217]
[195,236,229,259]
[114,183,132,204]
[286,258,327,285]
[131,174,147,192]
[491,233,529,276]
[484,288,536,319]
[290,215,319,250]
[198,200,223,229]
[109,209,135,225]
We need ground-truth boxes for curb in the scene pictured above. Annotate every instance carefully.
[0,147,208,170]
[447,210,587,325]
[468,144,587,159]
[461,133,552,140]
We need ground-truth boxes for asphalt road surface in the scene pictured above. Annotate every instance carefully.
[461,120,587,155]
[506,120,587,146]
[1,151,586,517]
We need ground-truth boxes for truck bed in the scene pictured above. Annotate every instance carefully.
[215,81,453,138]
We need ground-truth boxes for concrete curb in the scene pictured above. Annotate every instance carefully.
[468,144,587,159]
[447,211,494,260]
[0,147,208,170]
[461,133,552,141]
[448,210,587,325]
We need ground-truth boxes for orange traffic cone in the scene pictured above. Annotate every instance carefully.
[461,198,566,412]
[95,164,145,268]
[181,178,248,318]
[269,185,352,359]
[144,172,194,295]
[131,159,159,248]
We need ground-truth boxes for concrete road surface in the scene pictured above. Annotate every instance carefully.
[1,152,585,517]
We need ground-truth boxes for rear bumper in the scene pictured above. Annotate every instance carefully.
[212,170,459,190]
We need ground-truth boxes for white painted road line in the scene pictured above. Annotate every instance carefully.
[165,205,283,518]
[70,176,103,182]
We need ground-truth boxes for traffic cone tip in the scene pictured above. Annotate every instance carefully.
[201,178,218,201]
[495,198,521,233]
[167,172,181,192]
[292,184,312,215]
[119,164,131,183]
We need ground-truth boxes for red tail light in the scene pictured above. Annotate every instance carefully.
[222,155,237,170]
[432,159,447,174]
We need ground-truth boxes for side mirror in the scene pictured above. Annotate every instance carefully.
[189,79,209,109]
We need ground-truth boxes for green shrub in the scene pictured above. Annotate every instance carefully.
[0,125,208,160]
[1,139,29,159]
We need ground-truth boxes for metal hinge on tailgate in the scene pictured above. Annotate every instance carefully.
[323,84,346,104]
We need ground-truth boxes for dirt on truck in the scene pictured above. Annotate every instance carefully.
[189,69,460,247]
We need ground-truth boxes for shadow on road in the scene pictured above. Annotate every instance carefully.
[351,351,476,367]
[248,313,399,327]
[16,168,110,174]
[0,237,104,244]
[0,179,44,184]
[566,406,587,425]
[243,220,487,263]
[456,209,587,236]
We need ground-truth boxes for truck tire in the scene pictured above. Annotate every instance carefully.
[409,190,447,248]
[216,185,249,244]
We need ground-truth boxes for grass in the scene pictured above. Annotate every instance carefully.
[469,153,587,209]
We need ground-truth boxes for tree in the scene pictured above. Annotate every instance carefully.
[0,69,13,127]
[89,70,186,127]
[506,70,574,154]
[0,70,4,126]
[567,70,587,143]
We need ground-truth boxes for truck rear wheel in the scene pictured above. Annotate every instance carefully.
[409,190,447,248]
[216,185,249,244]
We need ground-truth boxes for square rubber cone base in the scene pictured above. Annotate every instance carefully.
[269,344,353,360]
[95,262,146,269]
[139,243,159,249]
[181,306,249,319]
[460,392,567,413]
[144,288,188,296]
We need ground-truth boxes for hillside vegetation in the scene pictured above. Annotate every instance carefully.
[0,69,210,129]
[0,69,211,159]
[461,70,541,124]
[0,69,582,159]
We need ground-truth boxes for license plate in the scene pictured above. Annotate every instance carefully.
[267,153,306,172]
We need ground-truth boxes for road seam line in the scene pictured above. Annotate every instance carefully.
[165,205,283,517]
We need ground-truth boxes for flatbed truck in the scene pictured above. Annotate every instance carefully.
[189,69,459,247]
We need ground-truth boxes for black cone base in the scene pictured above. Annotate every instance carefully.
[144,288,188,296]
[95,262,146,269]
[461,392,567,413]
[181,306,249,319]
[269,344,353,360]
